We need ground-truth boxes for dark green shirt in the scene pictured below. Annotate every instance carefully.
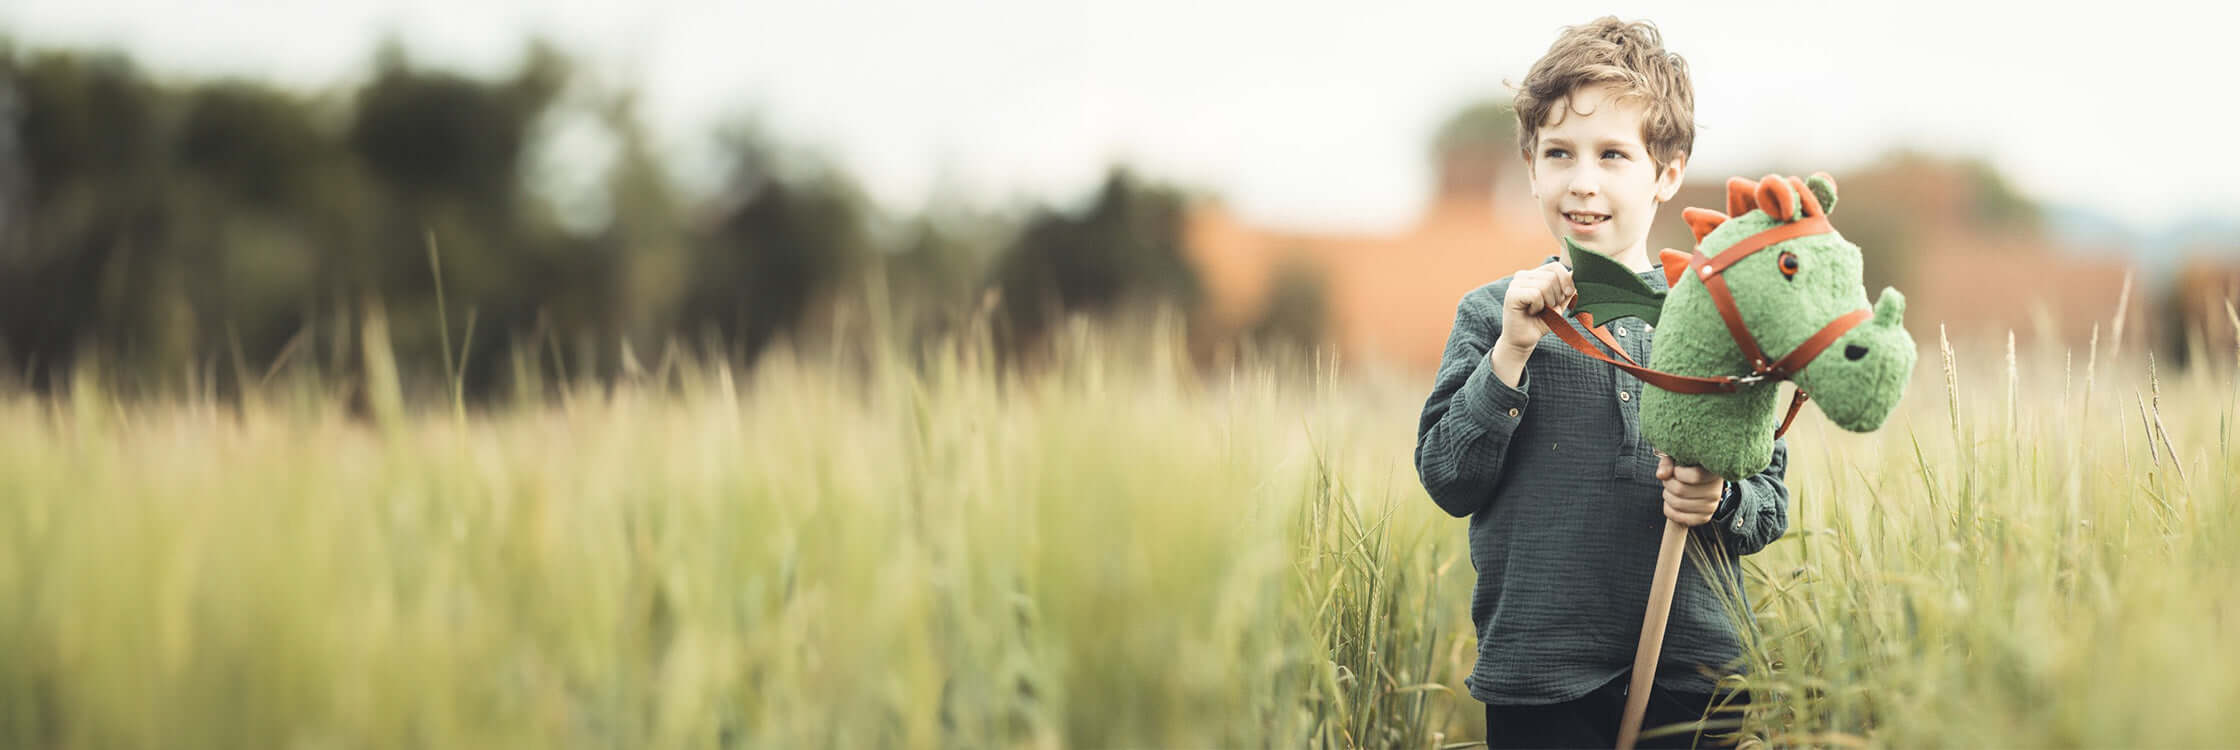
[1413,258,1790,706]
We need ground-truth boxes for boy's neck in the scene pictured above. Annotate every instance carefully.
[1566,243,1657,273]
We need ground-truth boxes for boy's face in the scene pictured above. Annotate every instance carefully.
[1527,82,1686,261]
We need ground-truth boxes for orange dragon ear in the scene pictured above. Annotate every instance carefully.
[1787,176,1824,218]
[1682,206,1729,246]
[1659,248,1690,287]
[1755,174,1799,222]
[1724,177,1757,217]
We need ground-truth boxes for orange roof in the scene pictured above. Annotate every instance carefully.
[1185,195,1553,372]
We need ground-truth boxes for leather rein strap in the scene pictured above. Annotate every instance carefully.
[1530,215,1870,439]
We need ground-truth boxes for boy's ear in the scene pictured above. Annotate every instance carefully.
[1655,153,1688,202]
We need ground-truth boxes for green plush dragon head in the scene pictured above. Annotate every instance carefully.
[1565,172,1917,480]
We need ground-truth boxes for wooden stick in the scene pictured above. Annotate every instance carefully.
[1616,518,1690,750]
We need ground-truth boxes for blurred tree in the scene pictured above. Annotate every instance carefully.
[886,215,990,322]
[882,179,1015,325]
[596,90,689,351]
[1956,155,2040,231]
[1245,252,1331,356]
[0,45,20,260]
[348,39,565,215]
[344,39,618,392]
[0,37,1220,395]
[679,121,872,360]
[0,49,175,382]
[990,167,1202,349]
[180,82,327,208]
[1429,97,1521,205]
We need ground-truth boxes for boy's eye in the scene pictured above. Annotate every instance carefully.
[1544,148,1570,159]
[1602,150,1627,160]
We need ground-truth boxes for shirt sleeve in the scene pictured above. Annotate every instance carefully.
[1415,285,1532,518]
[1702,435,1791,555]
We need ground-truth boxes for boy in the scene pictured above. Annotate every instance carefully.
[1413,18,1790,749]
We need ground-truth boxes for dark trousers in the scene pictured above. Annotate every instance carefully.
[1483,672,1746,749]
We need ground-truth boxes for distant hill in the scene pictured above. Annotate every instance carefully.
[2044,203,2240,278]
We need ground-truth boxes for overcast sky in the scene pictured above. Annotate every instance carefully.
[5,1,2234,235]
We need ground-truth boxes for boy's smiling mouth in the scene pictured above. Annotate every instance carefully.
[1564,211,1611,229]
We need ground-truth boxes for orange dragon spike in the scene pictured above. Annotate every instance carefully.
[1682,206,1729,247]
[1659,248,1690,288]
[1724,176,1757,217]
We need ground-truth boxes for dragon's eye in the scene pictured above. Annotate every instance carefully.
[1779,251,1800,280]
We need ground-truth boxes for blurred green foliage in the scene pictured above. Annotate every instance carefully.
[0,38,1211,396]
[991,168,1202,352]
[1247,253,1331,357]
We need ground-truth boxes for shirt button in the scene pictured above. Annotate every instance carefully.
[1507,407,1520,418]
[1619,391,1632,402]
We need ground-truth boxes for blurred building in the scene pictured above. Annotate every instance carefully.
[2174,257,2240,365]
[1184,138,2226,373]
[1182,105,1551,373]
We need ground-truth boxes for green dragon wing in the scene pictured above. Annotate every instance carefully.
[1562,238,1666,327]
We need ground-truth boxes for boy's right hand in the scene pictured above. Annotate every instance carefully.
[1497,260,1577,355]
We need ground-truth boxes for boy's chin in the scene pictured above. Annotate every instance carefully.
[1560,234,1619,257]
[1561,228,1653,257]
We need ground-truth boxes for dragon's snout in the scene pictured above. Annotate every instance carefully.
[1798,287,1916,433]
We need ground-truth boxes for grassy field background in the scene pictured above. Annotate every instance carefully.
[2,309,2236,748]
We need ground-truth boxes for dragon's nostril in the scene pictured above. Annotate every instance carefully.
[1845,344,1869,361]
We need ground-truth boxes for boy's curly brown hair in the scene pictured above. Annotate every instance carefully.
[1513,17,1695,175]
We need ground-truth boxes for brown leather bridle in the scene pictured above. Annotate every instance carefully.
[1531,203,1872,439]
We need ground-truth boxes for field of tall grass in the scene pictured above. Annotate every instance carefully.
[2,305,2236,748]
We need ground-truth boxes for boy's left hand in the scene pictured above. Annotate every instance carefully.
[1655,452,1724,527]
